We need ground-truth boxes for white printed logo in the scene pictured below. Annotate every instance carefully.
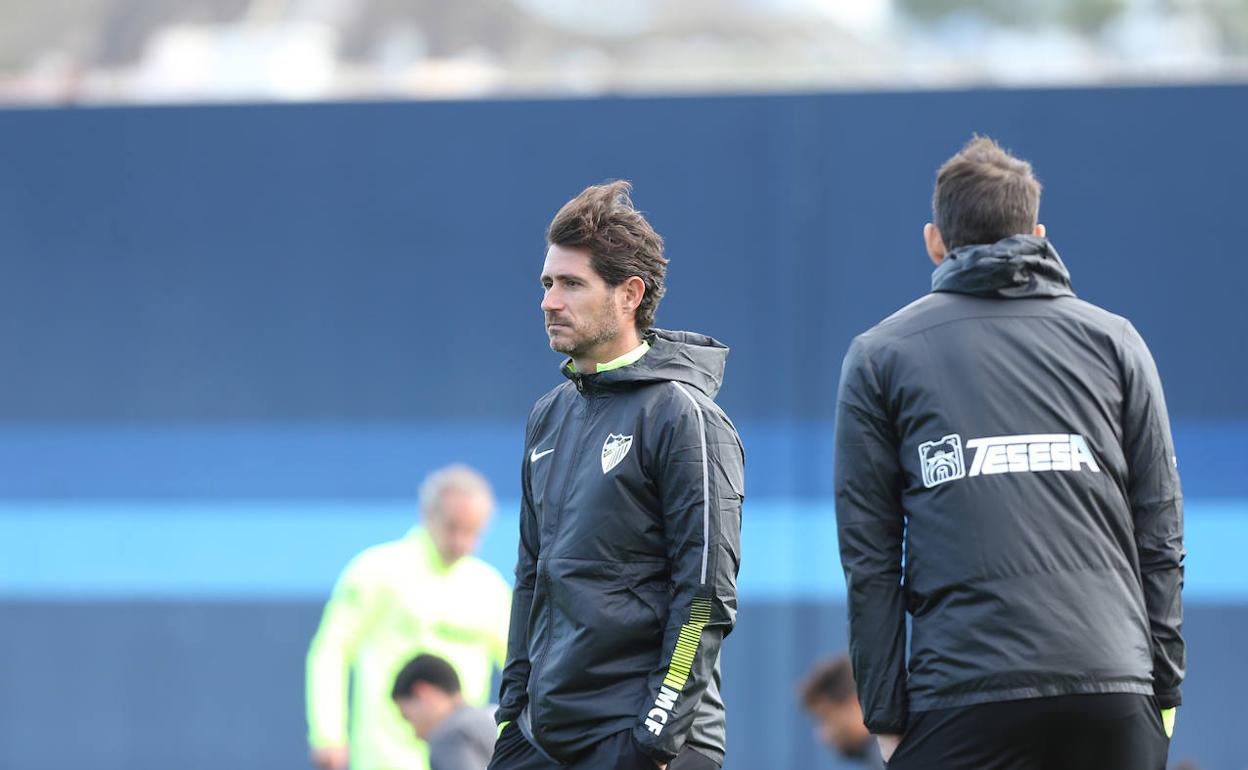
[530,447,554,463]
[918,434,966,488]
[645,686,679,736]
[919,433,1100,488]
[601,433,634,474]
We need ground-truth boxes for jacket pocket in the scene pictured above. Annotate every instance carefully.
[538,562,667,705]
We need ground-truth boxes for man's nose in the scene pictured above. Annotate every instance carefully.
[541,289,561,311]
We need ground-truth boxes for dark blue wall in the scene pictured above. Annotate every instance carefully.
[0,601,1241,770]
[2,86,1246,770]
[3,86,1245,426]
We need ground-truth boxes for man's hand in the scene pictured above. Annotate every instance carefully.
[876,733,904,763]
[654,762,667,770]
[310,745,349,770]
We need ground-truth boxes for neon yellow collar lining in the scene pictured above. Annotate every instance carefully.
[406,526,454,574]
[566,340,650,374]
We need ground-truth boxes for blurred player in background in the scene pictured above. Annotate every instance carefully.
[489,181,744,770]
[835,136,1184,769]
[307,464,512,770]
[798,654,883,768]
[392,653,498,770]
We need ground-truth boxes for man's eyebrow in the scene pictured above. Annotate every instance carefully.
[541,272,585,282]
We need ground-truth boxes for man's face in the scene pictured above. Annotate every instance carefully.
[394,689,444,741]
[808,697,871,758]
[425,488,491,567]
[540,244,623,360]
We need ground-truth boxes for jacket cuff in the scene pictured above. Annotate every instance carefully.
[1155,688,1182,709]
[632,729,679,764]
[865,716,907,735]
[495,703,524,724]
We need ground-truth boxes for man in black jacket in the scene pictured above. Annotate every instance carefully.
[488,181,744,770]
[835,136,1184,770]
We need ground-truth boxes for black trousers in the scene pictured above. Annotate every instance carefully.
[887,693,1170,770]
[486,722,720,770]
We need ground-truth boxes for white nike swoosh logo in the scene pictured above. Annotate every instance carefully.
[530,448,555,463]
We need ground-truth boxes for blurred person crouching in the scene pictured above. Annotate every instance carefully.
[799,654,883,769]
[393,653,498,770]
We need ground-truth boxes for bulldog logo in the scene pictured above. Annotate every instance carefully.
[918,434,966,488]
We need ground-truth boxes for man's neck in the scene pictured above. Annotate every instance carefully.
[573,330,643,374]
[428,696,466,739]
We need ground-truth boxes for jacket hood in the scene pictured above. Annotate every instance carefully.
[931,235,1075,299]
[563,328,729,398]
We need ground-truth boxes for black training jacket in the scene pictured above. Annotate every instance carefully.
[496,329,744,765]
[835,236,1185,734]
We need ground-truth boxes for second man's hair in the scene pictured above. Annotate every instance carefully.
[798,654,858,709]
[418,464,494,518]
[546,180,668,332]
[391,654,462,699]
[933,135,1042,252]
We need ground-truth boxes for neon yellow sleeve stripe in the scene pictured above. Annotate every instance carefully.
[661,597,713,691]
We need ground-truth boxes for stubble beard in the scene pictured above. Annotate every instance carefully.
[549,297,620,360]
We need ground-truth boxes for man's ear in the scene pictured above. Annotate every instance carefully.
[1034,223,1046,238]
[620,276,646,315]
[924,223,947,266]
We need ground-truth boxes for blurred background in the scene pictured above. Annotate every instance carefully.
[1,2,1246,770]
[4,0,1248,103]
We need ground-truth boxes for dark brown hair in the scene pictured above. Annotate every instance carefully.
[798,654,857,709]
[933,135,1042,251]
[391,653,461,699]
[547,180,668,332]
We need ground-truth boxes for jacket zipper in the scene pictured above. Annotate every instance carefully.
[529,386,600,734]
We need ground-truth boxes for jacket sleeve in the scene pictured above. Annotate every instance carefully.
[305,555,380,748]
[1120,320,1186,707]
[633,385,744,763]
[495,445,540,724]
[834,338,909,734]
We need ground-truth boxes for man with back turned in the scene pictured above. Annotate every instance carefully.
[835,136,1185,769]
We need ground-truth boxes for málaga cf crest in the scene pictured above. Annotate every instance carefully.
[601,433,634,474]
